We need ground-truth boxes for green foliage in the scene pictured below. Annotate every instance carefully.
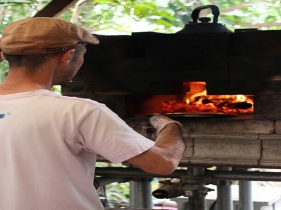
[50,85,62,94]
[95,162,131,200]
[2,0,281,35]
[106,182,130,200]
[0,1,31,6]
[0,1,51,29]
[0,60,8,83]
[0,0,52,82]
[57,0,191,33]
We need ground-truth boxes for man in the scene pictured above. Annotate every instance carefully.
[0,17,185,210]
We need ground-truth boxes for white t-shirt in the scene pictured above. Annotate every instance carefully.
[0,90,154,210]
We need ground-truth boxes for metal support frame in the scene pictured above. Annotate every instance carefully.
[95,167,281,209]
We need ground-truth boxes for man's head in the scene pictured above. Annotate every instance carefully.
[0,17,99,55]
[0,17,99,85]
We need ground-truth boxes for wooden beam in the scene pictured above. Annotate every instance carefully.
[34,0,79,18]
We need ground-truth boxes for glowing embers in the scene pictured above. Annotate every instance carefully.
[161,82,254,114]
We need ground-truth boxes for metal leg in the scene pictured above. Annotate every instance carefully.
[217,167,233,210]
[130,181,140,208]
[239,179,253,210]
[129,178,153,209]
[184,167,206,210]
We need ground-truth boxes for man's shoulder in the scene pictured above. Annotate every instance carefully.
[45,91,105,109]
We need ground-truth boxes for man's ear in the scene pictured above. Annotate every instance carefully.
[59,49,75,65]
[0,52,7,61]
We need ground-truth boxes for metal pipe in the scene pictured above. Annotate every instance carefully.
[239,180,253,210]
[95,167,281,182]
[187,167,205,176]
[206,170,281,181]
[138,178,153,209]
[95,167,187,178]
[216,167,233,210]
[94,177,131,188]
[129,179,153,209]
[238,170,253,210]
[130,181,140,208]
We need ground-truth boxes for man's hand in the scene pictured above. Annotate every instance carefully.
[142,115,183,139]
[141,121,157,139]
[149,115,183,135]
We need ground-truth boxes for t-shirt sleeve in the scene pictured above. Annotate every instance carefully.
[75,105,154,163]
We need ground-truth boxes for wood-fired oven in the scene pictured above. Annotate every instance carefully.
[62,30,281,169]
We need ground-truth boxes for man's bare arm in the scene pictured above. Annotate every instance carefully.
[126,122,185,175]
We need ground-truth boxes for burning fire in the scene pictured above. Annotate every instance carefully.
[161,82,253,114]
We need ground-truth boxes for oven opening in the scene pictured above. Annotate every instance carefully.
[125,81,254,118]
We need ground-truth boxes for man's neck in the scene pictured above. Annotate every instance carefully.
[0,69,52,95]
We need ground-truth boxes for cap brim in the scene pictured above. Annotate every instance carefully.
[91,35,100,45]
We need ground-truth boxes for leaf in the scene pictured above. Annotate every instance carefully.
[0,1,30,3]
[155,19,174,27]
[93,0,113,4]
[200,0,211,5]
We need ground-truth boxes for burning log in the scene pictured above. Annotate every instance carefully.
[202,99,252,109]
[161,96,253,114]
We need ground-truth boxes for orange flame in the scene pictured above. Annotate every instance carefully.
[161,82,254,114]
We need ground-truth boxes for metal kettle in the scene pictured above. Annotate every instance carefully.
[176,5,232,33]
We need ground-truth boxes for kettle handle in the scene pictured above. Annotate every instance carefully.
[191,5,220,24]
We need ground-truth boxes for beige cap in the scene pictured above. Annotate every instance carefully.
[0,17,99,55]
